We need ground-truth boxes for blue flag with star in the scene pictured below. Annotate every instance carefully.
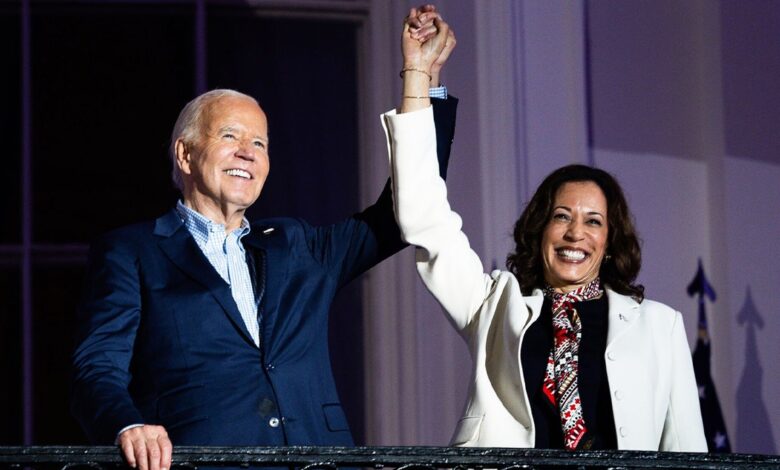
[687,259,731,452]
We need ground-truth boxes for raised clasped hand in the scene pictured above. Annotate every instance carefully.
[402,5,451,76]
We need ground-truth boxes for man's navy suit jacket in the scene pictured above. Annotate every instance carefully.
[71,98,457,447]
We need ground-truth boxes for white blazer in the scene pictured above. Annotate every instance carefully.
[382,106,707,452]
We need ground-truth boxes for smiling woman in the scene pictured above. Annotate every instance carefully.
[540,181,609,293]
[508,165,644,301]
[384,86,707,450]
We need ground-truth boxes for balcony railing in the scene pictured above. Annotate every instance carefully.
[2,446,780,470]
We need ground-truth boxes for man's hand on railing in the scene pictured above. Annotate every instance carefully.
[118,424,172,470]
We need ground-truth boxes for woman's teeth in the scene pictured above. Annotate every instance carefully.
[557,249,586,261]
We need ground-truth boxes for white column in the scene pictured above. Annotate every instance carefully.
[360,0,426,445]
[688,0,733,435]
[473,0,523,267]
[520,1,590,194]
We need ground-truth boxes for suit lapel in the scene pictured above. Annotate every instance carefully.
[605,288,641,349]
[508,288,544,338]
[154,210,257,348]
[525,289,545,326]
[243,225,282,351]
[506,287,546,423]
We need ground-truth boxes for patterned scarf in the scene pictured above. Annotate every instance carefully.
[542,278,603,450]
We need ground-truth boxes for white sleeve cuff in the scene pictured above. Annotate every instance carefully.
[115,423,145,444]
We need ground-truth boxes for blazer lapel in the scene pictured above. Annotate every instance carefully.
[504,287,545,425]
[508,288,544,338]
[243,225,282,351]
[154,210,257,348]
[605,288,641,349]
[525,289,545,327]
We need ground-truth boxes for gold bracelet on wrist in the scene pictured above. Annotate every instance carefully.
[399,68,432,81]
[402,95,430,99]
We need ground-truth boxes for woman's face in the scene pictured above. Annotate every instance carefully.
[541,181,609,293]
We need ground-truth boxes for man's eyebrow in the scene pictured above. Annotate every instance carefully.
[217,125,268,143]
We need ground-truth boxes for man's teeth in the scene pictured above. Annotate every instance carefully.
[225,169,251,179]
[558,249,586,261]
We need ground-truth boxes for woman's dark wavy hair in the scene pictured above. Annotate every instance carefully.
[506,164,645,301]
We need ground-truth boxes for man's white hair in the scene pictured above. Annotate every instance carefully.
[169,89,259,191]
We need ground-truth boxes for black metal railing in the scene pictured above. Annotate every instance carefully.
[1,446,779,470]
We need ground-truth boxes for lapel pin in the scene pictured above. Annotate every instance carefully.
[263,228,275,235]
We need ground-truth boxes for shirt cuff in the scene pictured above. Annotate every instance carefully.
[429,85,448,100]
[115,423,145,444]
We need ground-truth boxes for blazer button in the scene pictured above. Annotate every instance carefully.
[606,351,616,361]
[269,417,280,428]
[619,426,628,437]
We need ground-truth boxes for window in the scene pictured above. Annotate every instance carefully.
[3,1,364,444]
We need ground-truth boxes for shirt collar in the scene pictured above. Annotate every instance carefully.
[176,200,251,239]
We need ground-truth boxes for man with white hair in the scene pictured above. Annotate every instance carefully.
[71,7,457,470]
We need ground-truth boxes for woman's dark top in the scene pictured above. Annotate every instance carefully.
[520,294,618,450]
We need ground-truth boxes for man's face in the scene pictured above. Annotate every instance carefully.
[177,96,270,214]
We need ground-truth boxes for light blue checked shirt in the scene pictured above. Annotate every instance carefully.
[176,201,260,346]
[430,85,447,99]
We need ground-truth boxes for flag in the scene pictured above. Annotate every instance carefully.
[687,259,731,453]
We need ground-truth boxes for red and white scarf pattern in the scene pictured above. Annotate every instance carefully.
[542,278,602,450]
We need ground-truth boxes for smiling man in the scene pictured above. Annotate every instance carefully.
[174,92,270,233]
[71,30,457,470]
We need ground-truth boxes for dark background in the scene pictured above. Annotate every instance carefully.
[1,1,366,445]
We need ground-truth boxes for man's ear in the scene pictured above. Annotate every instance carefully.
[175,138,192,175]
